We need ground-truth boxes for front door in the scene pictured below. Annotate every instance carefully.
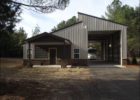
[49,48,57,64]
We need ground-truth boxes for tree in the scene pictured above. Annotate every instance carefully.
[14,27,27,46]
[105,0,127,24]
[51,16,77,31]
[0,0,69,57]
[12,27,27,57]
[0,0,21,57]
[32,24,40,36]
[57,21,66,30]
[127,6,140,59]
[66,16,77,26]
[51,26,57,32]
[0,0,21,33]
[11,0,70,13]
[104,0,140,63]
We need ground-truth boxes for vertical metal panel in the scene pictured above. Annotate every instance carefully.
[31,43,34,59]
[23,43,29,59]
[78,13,127,62]
[53,23,88,59]
[122,27,127,59]
[78,14,126,31]
[23,43,34,59]
[23,44,27,59]
[23,12,127,63]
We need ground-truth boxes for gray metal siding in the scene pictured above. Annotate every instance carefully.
[78,14,125,31]
[23,12,127,65]
[23,43,34,59]
[53,23,88,59]
[78,14,127,61]
[23,44,28,59]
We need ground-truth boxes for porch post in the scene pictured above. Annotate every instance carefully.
[64,40,66,59]
[101,40,104,60]
[28,42,32,67]
[63,40,68,67]
[111,35,114,62]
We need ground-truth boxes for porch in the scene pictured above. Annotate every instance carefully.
[23,33,71,67]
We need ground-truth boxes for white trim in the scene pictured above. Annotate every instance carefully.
[103,41,106,60]
[33,65,61,68]
[31,43,35,59]
[120,31,123,65]
[34,45,49,59]
[34,42,66,45]
[33,58,49,60]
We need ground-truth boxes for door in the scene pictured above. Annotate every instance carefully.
[49,48,57,64]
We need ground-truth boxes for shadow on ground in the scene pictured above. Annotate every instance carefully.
[0,78,139,100]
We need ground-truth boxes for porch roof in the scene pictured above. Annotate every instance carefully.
[26,32,71,44]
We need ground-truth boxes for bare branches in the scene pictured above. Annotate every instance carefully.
[11,0,69,13]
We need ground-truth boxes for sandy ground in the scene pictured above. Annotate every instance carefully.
[0,58,140,100]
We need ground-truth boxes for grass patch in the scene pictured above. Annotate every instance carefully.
[0,63,96,100]
[0,66,92,80]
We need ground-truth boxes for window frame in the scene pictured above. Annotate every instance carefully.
[35,46,49,59]
[74,49,80,59]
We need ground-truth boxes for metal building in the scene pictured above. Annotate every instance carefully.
[23,12,127,67]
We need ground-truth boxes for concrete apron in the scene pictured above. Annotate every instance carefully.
[88,64,126,68]
[33,64,126,68]
[33,65,73,68]
[33,65,61,68]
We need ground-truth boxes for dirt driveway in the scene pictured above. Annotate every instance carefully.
[0,64,139,100]
[90,67,140,100]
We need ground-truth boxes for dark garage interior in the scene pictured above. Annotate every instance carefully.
[88,31,121,65]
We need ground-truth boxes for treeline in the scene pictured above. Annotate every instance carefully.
[0,0,69,58]
[52,0,140,58]
[0,0,139,58]
[0,0,27,57]
[104,0,140,57]
[51,16,77,31]
[0,27,27,57]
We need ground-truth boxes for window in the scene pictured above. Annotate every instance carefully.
[35,46,48,58]
[74,49,79,59]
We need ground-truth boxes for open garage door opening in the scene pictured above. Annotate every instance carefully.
[88,31,121,65]
[88,41,102,60]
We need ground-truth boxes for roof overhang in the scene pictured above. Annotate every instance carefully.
[26,32,71,45]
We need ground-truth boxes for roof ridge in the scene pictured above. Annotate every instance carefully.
[78,12,127,27]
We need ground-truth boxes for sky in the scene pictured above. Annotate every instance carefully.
[16,0,139,37]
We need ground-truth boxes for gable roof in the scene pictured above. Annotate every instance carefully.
[25,21,83,43]
[78,12,127,27]
[26,32,71,44]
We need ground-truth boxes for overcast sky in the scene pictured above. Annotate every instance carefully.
[16,0,139,37]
